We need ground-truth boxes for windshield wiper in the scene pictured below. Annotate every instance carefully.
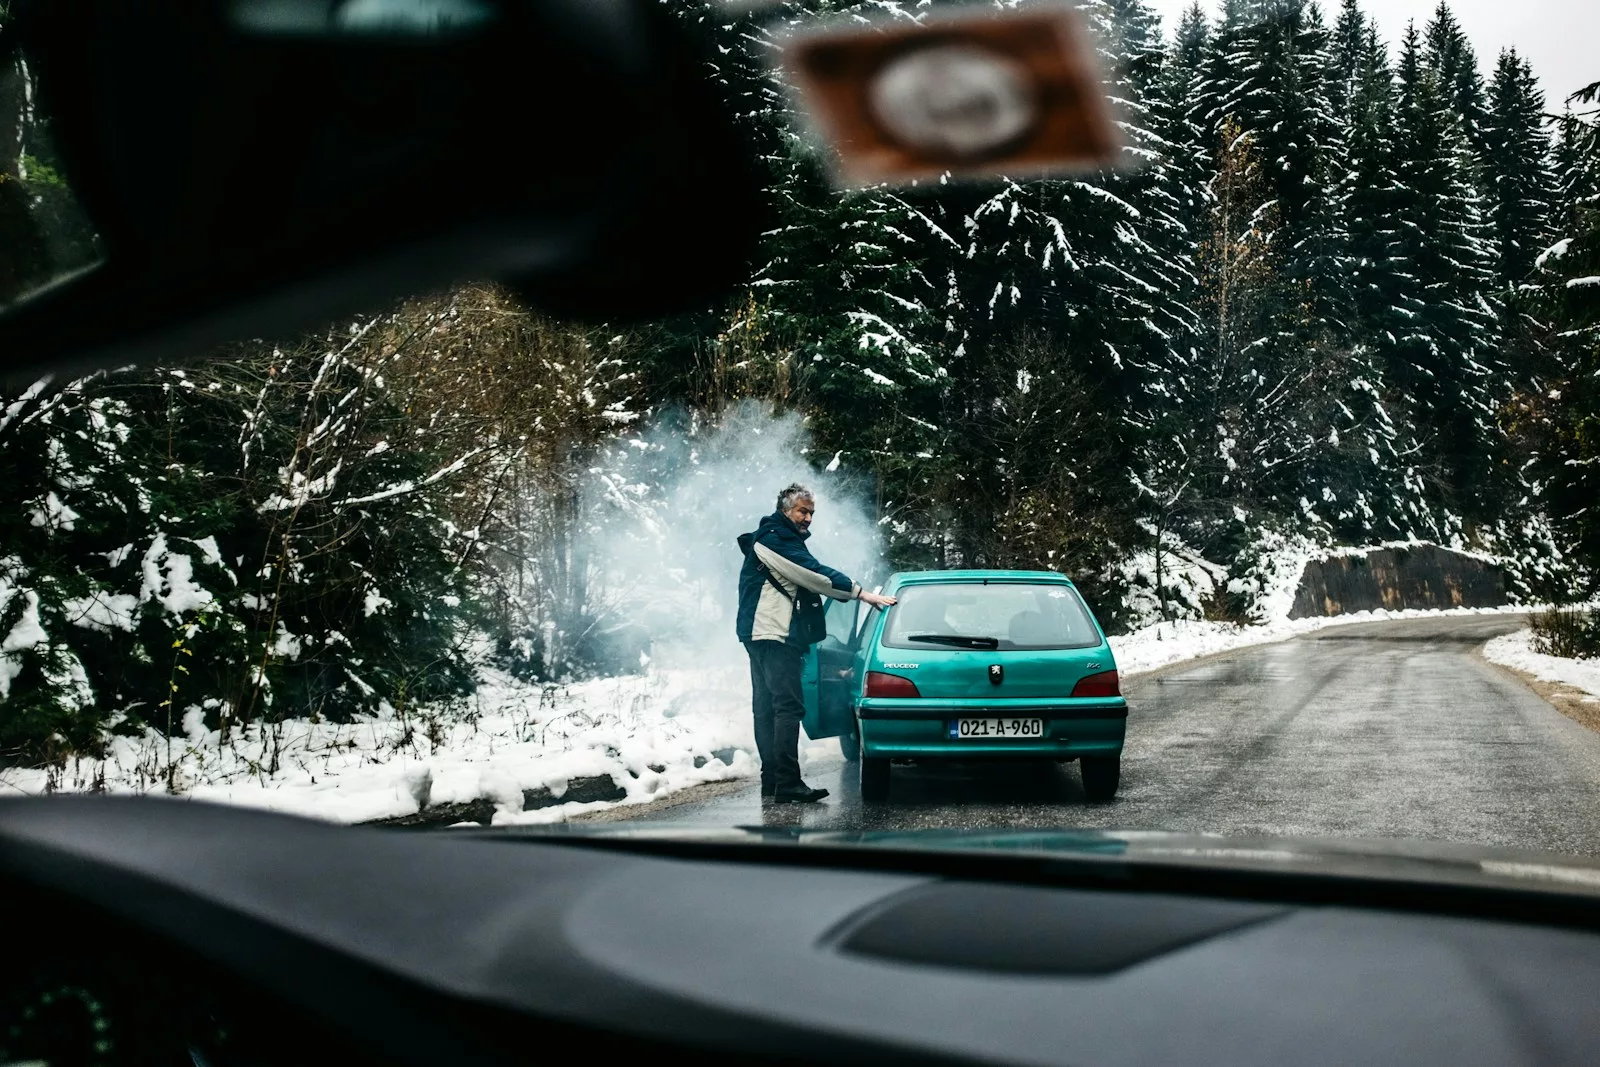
[906,634,1000,650]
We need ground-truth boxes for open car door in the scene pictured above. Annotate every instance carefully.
[801,598,870,751]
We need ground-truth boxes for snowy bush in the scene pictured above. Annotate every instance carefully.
[1118,534,1230,628]
[1226,528,1327,625]
[0,334,479,768]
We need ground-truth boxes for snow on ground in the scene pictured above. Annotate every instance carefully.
[0,605,1541,825]
[0,665,841,826]
[1481,630,1600,702]
[1112,605,1537,678]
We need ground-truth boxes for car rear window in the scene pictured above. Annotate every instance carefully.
[882,582,1102,651]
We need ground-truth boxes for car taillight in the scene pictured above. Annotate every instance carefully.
[865,671,921,698]
[1071,670,1120,697]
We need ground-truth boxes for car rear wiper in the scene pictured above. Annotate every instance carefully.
[906,634,1001,650]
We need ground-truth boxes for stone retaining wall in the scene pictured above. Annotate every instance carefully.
[1289,544,1506,619]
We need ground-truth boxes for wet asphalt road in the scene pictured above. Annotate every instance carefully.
[629,615,1600,854]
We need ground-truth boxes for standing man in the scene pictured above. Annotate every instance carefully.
[736,483,896,803]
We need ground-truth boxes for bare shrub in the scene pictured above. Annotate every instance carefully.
[1529,607,1600,660]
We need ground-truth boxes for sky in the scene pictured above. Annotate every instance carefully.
[1140,0,1598,108]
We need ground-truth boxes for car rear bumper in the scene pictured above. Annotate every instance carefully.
[857,703,1126,759]
[856,700,1127,720]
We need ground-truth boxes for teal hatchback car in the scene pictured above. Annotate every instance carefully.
[801,570,1127,803]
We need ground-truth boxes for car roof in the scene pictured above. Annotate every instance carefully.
[885,569,1075,589]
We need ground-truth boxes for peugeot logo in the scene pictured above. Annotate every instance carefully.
[988,664,1003,685]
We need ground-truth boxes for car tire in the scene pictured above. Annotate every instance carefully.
[1080,755,1120,803]
[841,729,862,763]
[860,757,891,803]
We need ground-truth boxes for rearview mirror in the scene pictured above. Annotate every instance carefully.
[0,0,767,377]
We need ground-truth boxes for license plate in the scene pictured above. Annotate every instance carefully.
[949,718,1045,740]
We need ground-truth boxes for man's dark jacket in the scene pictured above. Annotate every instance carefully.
[736,511,858,649]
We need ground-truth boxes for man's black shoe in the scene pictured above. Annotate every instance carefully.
[771,786,829,804]
[760,781,775,799]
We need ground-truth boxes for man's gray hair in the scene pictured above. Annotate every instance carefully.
[777,483,815,513]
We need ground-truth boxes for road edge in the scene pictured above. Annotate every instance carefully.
[1123,642,1281,683]
[1476,643,1600,736]
[569,774,755,822]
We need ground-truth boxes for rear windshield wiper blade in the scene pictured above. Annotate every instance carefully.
[906,634,1001,650]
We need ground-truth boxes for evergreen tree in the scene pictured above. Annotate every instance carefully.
[1160,2,1215,247]
[1479,50,1557,532]
[1528,102,1600,584]
[1340,24,1406,337]
[1195,0,1351,339]
[1180,115,1383,545]
[933,0,1195,601]
[1482,49,1557,288]
[1421,2,1489,163]
[1328,0,1367,119]
[1318,14,1443,540]
[1389,23,1500,514]
[1133,1,1215,598]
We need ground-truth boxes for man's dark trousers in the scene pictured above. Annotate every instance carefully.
[745,639,806,792]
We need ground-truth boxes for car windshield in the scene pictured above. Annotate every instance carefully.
[1,0,1599,877]
[883,583,1101,651]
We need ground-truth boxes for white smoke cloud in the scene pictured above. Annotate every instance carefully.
[581,401,885,672]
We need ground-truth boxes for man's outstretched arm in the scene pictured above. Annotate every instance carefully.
[753,541,859,602]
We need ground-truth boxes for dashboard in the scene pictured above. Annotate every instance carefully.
[5,796,1600,1066]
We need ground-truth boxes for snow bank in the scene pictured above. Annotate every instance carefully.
[1481,631,1600,702]
[1111,532,1532,676]
[0,666,847,826]
[1113,605,1535,679]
